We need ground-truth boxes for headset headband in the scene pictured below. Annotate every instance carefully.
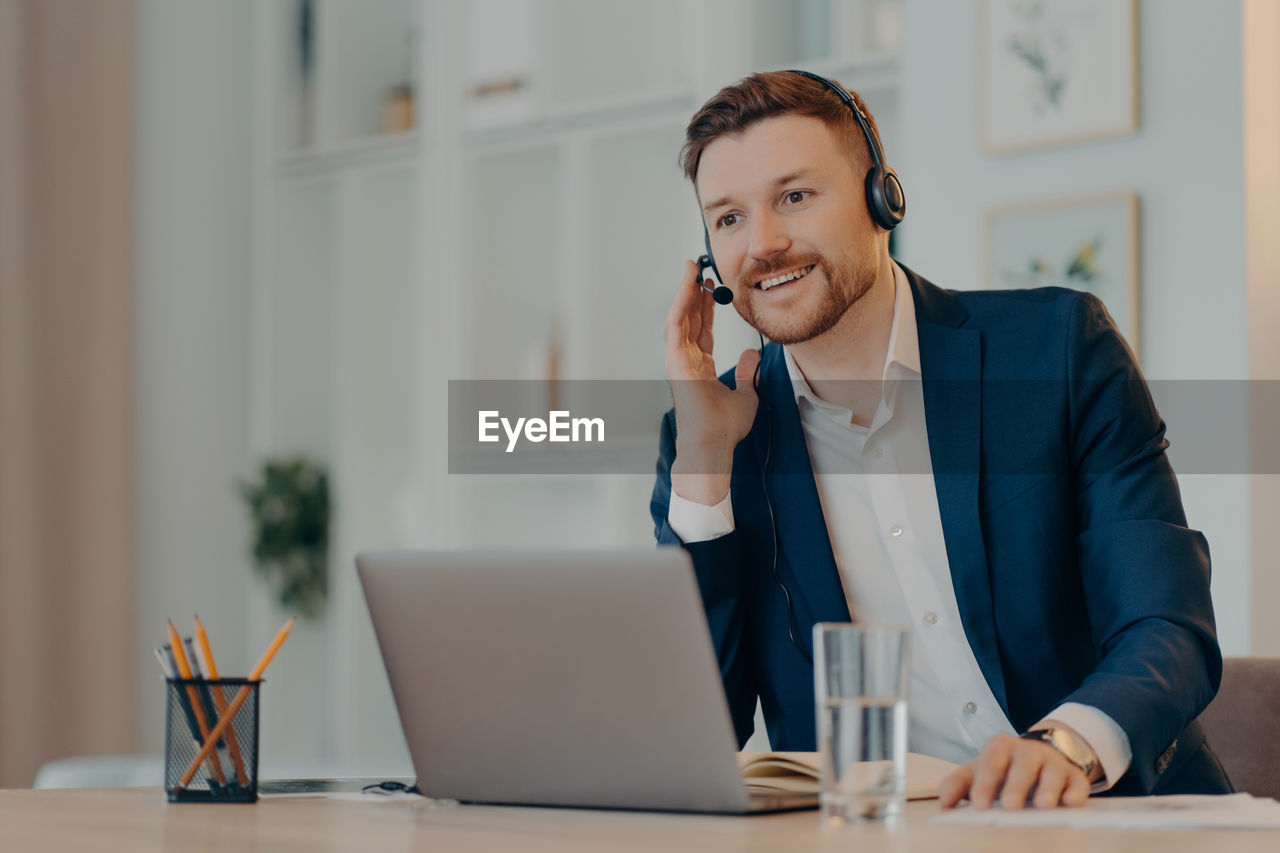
[785,69,888,172]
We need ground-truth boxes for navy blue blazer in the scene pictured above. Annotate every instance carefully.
[651,266,1231,796]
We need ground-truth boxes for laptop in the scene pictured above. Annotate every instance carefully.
[356,548,818,814]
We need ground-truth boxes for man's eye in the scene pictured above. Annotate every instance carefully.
[717,213,741,229]
[784,190,811,205]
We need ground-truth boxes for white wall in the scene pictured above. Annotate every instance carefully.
[134,0,254,750]
[898,0,1251,652]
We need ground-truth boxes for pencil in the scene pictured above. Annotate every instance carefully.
[177,617,295,789]
[167,619,227,786]
[193,615,249,786]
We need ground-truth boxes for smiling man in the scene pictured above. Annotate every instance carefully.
[650,72,1232,808]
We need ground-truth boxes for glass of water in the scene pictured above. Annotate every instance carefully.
[813,623,910,823]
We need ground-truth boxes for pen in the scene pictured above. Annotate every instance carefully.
[184,635,236,783]
[193,616,249,786]
[177,617,295,789]
[167,620,227,787]
[182,637,217,717]
[155,644,206,755]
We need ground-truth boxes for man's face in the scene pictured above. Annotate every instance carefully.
[696,114,884,345]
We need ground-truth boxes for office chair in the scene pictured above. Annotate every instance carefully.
[1197,657,1280,799]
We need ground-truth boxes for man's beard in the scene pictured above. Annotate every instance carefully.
[734,251,877,345]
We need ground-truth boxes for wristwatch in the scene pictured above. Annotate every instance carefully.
[1020,727,1099,780]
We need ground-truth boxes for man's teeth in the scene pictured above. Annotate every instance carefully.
[759,265,815,291]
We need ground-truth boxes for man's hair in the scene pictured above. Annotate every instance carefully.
[679,71,883,185]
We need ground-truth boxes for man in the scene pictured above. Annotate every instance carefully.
[650,72,1231,809]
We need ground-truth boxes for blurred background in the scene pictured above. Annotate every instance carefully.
[1,0,1277,789]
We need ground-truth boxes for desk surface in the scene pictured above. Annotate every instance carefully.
[3,788,1277,852]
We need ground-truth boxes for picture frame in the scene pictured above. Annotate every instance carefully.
[984,191,1140,354]
[982,0,1139,154]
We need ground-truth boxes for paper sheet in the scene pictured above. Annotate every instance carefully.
[932,793,1280,830]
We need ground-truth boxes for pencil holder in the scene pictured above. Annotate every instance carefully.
[164,678,260,802]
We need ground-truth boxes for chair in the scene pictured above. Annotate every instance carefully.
[1197,657,1280,799]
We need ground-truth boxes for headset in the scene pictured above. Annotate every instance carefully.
[696,69,906,303]
[692,71,906,667]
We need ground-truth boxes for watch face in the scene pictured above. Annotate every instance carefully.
[1046,729,1094,772]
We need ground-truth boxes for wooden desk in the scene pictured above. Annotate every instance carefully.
[3,788,1277,852]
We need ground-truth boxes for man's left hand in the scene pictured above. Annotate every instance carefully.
[938,731,1095,810]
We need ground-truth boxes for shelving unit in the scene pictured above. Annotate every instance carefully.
[249,0,905,769]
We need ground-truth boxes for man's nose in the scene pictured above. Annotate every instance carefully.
[747,210,791,259]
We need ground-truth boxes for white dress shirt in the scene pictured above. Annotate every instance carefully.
[667,262,1131,788]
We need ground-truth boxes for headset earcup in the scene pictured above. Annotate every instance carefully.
[865,167,906,231]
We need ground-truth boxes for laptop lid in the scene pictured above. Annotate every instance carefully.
[357,548,761,813]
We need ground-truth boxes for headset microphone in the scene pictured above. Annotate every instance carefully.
[696,254,734,305]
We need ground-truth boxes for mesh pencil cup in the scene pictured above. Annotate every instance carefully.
[164,678,260,802]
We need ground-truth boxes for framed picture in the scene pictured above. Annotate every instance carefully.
[985,191,1140,353]
[982,0,1139,154]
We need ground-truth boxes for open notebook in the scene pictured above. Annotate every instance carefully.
[740,752,959,800]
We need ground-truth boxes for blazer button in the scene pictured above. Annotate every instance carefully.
[1155,739,1178,774]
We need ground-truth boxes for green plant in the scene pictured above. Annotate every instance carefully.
[239,457,330,619]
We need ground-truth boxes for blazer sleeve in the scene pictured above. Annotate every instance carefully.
[651,408,759,747]
[1056,293,1222,794]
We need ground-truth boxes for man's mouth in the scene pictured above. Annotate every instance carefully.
[755,264,816,291]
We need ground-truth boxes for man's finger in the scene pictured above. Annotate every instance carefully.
[968,743,1013,810]
[665,259,702,341]
[1031,761,1069,809]
[998,747,1046,810]
[666,261,710,378]
[734,349,760,398]
[1062,764,1091,807]
[697,278,715,354]
[938,764,974,808]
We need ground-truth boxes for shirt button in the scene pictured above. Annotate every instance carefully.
[964,702,978,716]
[890,524,904,537]
[924,612,938,626]
[869,447,883,459]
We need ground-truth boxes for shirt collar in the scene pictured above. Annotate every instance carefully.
[784,261,921,406]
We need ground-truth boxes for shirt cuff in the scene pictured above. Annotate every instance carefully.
[666,489,735,542]
[1038,702,1132,792]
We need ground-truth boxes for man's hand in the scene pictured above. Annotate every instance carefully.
[665,259,759,505]
[938,730,1097,810]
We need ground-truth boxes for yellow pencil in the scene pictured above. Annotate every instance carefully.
[193,616,249,787]
[177,617,295,789]
[166,619,227,786]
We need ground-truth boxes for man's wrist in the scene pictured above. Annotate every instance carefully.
[670,471,731,507]
[1022,724,1102,782]
[672,439,736,475]
[671,440,735,507]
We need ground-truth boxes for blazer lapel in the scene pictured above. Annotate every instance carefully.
[909,268,1008,714]
[753,346,852,648]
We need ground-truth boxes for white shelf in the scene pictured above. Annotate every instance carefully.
[274,131,424,179]
[313,0,418,149]
[463,87,696,151]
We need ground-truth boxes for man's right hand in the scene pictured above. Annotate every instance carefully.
[665,259,760,506]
